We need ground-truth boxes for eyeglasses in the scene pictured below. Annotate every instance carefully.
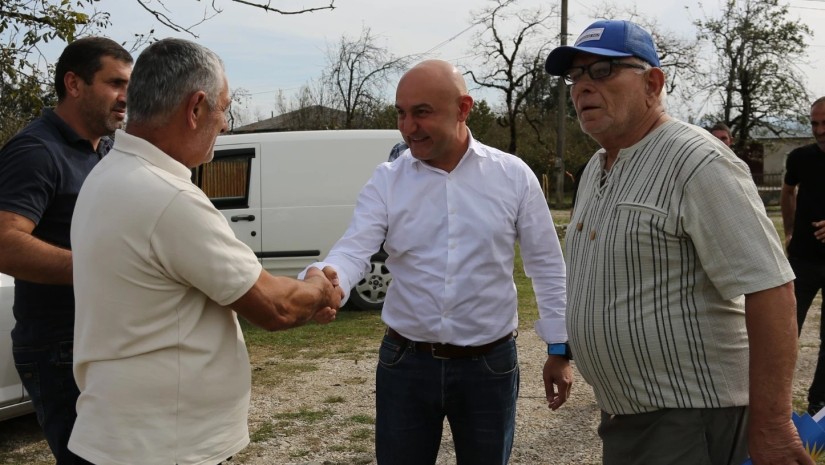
[562,59,649,85]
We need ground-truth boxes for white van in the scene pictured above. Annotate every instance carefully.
[195,129,399,310]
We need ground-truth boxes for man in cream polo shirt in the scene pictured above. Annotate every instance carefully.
[68,38,341,465]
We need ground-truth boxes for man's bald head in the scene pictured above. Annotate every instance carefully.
[395,60,474,172]
[399,60,469,99]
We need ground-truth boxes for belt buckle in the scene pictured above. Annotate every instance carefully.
[431,344,449,359]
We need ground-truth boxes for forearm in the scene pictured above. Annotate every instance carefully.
[0,225,72,284]
[779,186,796,239]
[233,271,334,331]
[745,282,797,429]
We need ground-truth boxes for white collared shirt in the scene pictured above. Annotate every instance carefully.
[307,137,567,346]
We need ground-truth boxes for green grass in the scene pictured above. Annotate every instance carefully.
[240,308,386,360]
[347,414,374,425]
[273,407,334,423]
[249,359,318,387]
[250,420,276,443]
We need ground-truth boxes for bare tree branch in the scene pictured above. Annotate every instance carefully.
[230,0,335,15]
[465,0,557,154]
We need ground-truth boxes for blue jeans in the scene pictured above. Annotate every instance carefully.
[375,333,519,465]
[13,341,91,465]
[790,257,825,406]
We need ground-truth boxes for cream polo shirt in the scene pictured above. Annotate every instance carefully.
[69,130,262,465]
[566,120,793,415]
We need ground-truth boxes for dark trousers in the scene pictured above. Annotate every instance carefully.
[599,407,749,465]
[375,334,519,465]
[790,257,825,406]
[12,341,92,465]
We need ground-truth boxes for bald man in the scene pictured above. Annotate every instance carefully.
[301,60,571,464]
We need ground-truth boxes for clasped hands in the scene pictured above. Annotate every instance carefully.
[304,266,345,324]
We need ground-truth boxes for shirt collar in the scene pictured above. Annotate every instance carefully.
[408,130,487,171]
[111,129,193,181]
[599,119,678,165]
[42,108,108,155]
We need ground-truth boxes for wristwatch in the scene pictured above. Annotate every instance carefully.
[547,342,572,360]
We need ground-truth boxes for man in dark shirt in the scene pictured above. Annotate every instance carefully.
[781,96,825,416]
[709,122,734,147]
[0,37,132,464]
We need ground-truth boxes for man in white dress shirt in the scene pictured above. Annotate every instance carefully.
[303,59,571,465]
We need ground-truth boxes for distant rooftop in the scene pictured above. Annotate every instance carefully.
[232,105,346,134]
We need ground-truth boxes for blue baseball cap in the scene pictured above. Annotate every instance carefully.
[544,20,660,75]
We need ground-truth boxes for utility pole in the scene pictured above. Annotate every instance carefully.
[554,0,568,207]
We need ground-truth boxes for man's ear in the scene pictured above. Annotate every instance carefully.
[457,94,474,122]
[186,91,208,129]
[63,72,82,99]
[645,67,666,100]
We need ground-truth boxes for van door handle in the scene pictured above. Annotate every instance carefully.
[231,214,256,222]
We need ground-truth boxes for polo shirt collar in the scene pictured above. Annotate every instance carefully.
[111,129,193,181]
[41,108,108,155]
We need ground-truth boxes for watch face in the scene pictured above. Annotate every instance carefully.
[548,343,572,360]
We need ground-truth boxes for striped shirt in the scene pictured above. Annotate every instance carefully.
[566,120,793,415]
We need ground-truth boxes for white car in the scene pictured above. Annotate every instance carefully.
[0,272,33,421]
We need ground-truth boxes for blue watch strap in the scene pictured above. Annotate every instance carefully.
[547,342,572,360]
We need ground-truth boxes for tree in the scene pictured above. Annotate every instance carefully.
[134,0,334,35]
[0,0,109,143]
[695,0,811,153]
[590,4,701,111]
[0,0,336,144]
[464,0,558,156]
[322,26,407,129]
[227,87,252,132]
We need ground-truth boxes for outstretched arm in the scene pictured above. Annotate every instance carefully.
[231,267,342,331]
[780,183,797,248]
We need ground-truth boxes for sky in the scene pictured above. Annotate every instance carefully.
[49,0,825,122]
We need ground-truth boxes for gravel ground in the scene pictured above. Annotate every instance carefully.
[1,300,819,465]
[235,299,820,465]
[238,328,602,465]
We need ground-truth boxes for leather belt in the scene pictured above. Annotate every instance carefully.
[385,327,513,359]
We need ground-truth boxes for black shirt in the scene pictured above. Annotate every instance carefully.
[0,109,110,345]
[784,143,825,261]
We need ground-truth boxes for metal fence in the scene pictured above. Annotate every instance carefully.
[753,172,783,189]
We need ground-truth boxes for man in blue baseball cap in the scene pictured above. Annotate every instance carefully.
[549,19,812,465]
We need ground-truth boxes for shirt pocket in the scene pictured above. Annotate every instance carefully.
[615,202,667,217]
[614,202,672,244]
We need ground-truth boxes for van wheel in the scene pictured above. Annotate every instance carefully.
[349,255,391,311]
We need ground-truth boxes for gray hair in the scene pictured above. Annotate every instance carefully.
[127,38,225,126]
[625,56,668,108]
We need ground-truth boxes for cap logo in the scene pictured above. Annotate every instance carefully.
[575,28,605,46]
